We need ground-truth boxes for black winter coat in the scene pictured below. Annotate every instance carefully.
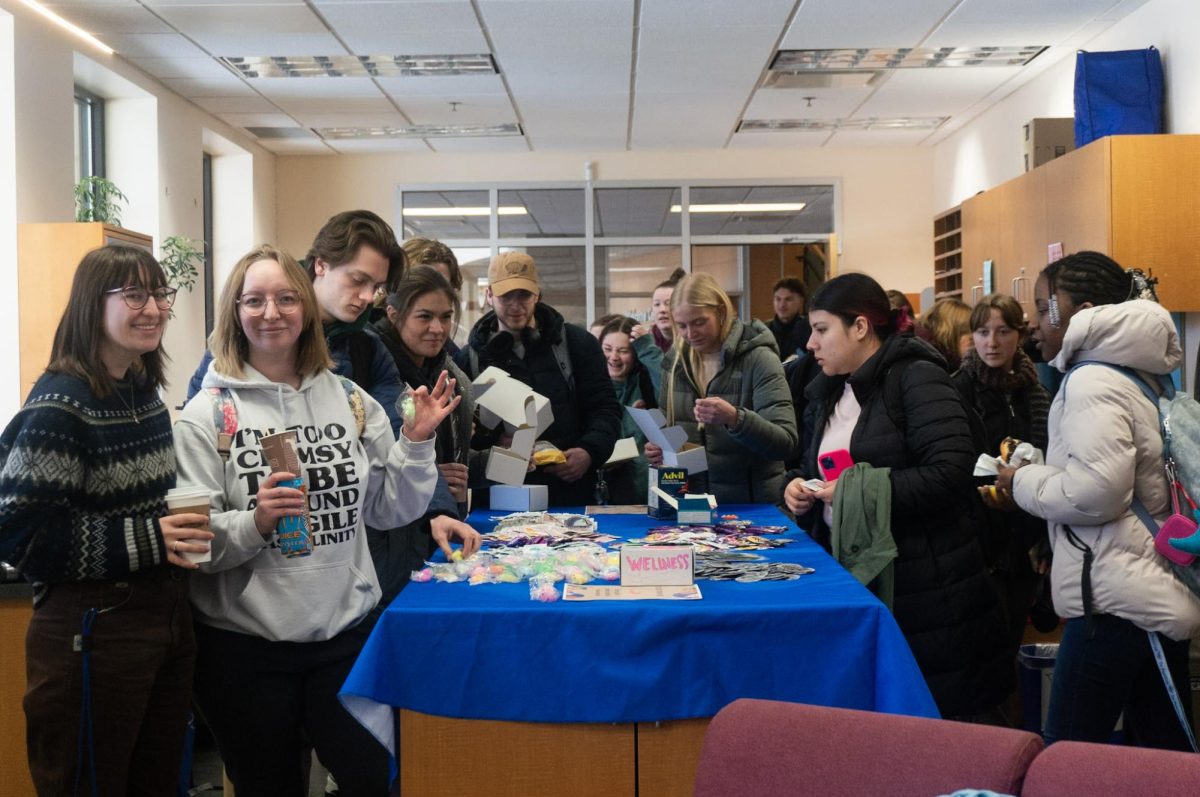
[456,303,622,507]
[790,333,1011,718]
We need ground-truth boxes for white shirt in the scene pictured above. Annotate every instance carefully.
[818,381,862,526]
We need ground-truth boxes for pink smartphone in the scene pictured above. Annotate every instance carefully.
[818,449,854,481]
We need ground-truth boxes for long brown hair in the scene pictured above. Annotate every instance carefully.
[211,245,333,380]
[48,245,170,397]
[665,272,735,421]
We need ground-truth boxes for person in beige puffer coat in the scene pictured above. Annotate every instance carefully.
[998,251,1200,750]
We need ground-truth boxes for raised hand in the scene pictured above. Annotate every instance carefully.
[402,371,463,442]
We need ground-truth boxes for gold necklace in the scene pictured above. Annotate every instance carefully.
[115,381,139,424]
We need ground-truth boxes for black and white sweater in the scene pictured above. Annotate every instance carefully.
[0,372,175,603]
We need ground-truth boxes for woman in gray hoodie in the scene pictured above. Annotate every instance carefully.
[174,245,461,793]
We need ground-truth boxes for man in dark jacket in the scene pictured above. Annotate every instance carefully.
[456,252,622,507]
[766,277,812,361]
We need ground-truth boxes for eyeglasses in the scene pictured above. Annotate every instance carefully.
[105,286,178,310]
[237,291,302,316]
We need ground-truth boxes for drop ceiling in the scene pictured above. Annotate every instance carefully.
[49,0,1151,154]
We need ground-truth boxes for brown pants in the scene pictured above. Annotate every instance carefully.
[24,568,195,796]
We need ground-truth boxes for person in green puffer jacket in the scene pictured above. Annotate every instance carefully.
[646,272,798,504]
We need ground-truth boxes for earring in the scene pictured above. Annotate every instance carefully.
[1048,294,1061,329]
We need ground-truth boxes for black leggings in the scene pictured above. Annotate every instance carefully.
[193,622,389,796]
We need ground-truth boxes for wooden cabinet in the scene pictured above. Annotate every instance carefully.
[1,593,34,796]
[953,134,1200,314]
[17,223,153,400]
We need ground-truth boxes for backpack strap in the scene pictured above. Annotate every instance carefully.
[206,387,237,461]
[335,376,367,438]
[552,335,575,397]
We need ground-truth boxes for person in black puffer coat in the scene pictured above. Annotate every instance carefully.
[783,273,1011,720]
[951,294,1052,662]
[456,252,622,507]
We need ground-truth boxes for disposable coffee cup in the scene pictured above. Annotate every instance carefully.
[165,487,212,564]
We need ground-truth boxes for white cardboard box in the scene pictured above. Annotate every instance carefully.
[491,484,549,511]
[625,407,708,472]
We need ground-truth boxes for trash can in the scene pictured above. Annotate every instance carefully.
[1018,643,1058,734]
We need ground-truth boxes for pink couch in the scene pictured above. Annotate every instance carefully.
[693,699,1200,797]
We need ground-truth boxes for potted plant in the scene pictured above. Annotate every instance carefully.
[159,235,204,295]
[73,176,128,226]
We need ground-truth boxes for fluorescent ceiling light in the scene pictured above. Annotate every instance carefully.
[772,46,1046,71]
[221,54,496,79]
[669,203,806,213]
[320,124,521,139]
[402,207,527,217]
[17,0,113,54]
[738,117,948,132]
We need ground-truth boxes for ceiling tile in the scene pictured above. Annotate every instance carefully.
[96,33,206,59]
[258,139,337,155]
[853,67,1022,118]
[929,0,1118,46]
[727,131,833,149]
[159,76,258,97]
[376,74,506,98]
[250,78,386,100]
[319,1,480,34]
[640,0,795,29]
[397,95,517,126]
[781,0,958,49]
[191,95,279,114]
[273,96,395,114]
[47,4,172,34]
[743,87,873,120]
[429,136,530,153]
[129,56,237,80]
[152,4,344,54]
[295,111,409,127]
[329,28,489,55]
[478,0,632,29]
[144,0,302,5]
[218,112,303,128]
[326,138,432,154]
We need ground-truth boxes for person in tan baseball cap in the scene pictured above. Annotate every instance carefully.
[456,250,623,507]
[485,252,541,334]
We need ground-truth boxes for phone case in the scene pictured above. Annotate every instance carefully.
[817,449,854,481]
[1155,513,1198,566]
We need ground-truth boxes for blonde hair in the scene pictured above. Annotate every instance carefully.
[211,245,333,380]
[922,298,972,364]
[665,272,735,423]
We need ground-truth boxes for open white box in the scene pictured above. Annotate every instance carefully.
[471,366,556,490]
[625,407,708,472]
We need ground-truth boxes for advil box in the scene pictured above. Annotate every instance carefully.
[648,467,688,520]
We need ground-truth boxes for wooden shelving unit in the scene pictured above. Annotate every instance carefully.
[933,206,963,301]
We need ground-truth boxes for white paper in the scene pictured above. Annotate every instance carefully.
[562,584,703,601]
[973,442,1045,476]
[605,437,639,466]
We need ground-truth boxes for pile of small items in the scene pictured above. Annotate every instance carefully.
[694,551,814,582]
[480,512,619,548]
[411,512,621,601]
[628,520,794,552]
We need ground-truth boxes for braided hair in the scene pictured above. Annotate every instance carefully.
[1042,251,1135,307]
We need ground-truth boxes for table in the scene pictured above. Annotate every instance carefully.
[340,505,936,795]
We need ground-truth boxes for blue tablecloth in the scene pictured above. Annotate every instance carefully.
[341,505,937,751]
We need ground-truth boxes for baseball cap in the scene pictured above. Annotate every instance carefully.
[488,252,540,296]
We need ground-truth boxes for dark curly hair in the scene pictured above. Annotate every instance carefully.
[1042,251,1133,307]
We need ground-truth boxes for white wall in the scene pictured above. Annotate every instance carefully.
[0,10,17,422]
[932,0,1200,392]
[275,146,936,297]
[0,0,277,418]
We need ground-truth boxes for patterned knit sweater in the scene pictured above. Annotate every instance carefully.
[0,371,175,603]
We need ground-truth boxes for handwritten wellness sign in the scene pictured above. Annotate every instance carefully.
[620,544,695,587]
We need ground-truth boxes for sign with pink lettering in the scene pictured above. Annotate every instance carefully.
[620,544,695,587]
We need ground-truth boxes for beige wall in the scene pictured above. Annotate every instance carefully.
[0,0,277,418]
[275,146,935,296]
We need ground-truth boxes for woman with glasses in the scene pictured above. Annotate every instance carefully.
[173,245,456,793]
[0,246,212,794]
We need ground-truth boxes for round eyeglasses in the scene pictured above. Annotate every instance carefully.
[237,292,302,316]
[105,286,179,310]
